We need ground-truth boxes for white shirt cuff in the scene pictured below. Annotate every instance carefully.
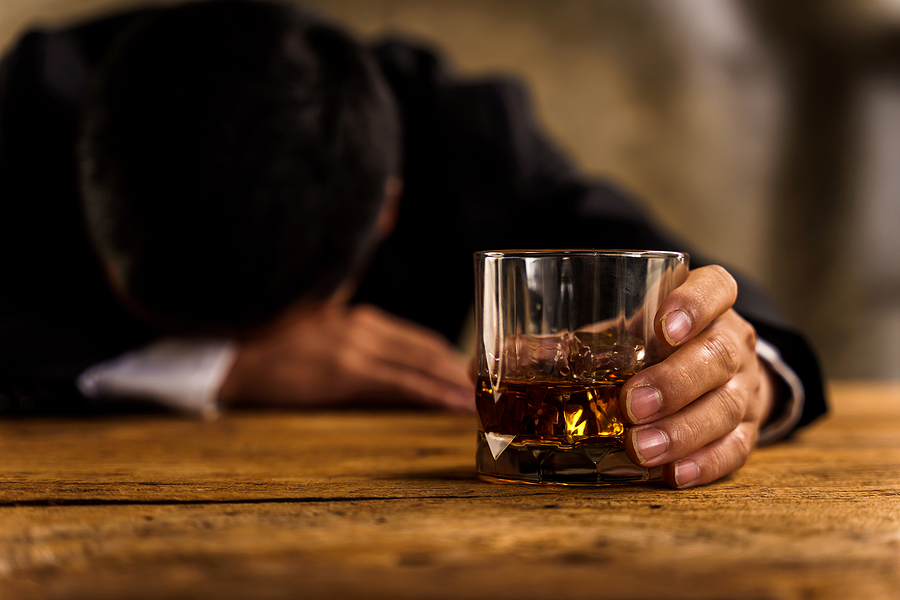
[76,338,239,420]
[755,337,806,445]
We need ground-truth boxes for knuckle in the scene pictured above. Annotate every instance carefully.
[335,347,366,374]
[678,418,705,449]
[666,361,705,402]
[716,384,746,430]
[734,313,757,347]
[350,305,375,323]
[701,334,740,377]
[731,426,756,465]
[707,265,738,299]
[337,318,368,346]
[721,425,755,470]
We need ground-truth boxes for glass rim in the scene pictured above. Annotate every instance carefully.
[474,249,688,260]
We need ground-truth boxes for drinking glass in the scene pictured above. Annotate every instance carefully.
[474,250,689,484]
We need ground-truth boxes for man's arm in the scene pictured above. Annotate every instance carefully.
[368,38,826,436]
[363,39,827,490]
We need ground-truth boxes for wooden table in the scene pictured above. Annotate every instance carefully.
[1,381,898,600]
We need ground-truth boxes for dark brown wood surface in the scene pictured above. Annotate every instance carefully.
[1,381,899,599]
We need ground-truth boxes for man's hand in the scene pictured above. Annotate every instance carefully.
[218,303,474,411]
[621,265,778,488]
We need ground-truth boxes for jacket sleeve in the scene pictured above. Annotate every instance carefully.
[370,38,826,433]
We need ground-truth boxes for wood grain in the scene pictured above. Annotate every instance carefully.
[1,381,898,599]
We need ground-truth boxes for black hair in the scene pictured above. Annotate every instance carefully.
[80,0,401,333]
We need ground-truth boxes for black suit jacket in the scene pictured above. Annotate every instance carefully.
[0,9,826,428]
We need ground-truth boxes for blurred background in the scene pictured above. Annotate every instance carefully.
[2,0,898,381]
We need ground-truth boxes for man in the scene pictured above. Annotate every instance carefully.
[0,0,825,488]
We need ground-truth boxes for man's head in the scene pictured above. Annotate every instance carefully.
[80,0,401,334]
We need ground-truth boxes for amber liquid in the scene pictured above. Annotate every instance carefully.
[476,374,629,447]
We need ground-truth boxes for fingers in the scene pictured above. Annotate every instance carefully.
[340,305,473,411]
[612,265,771,489]
[353,354,474,412]
[625,370,758,468]
[655,265,737,347]
[222,302,475,412]
[623,309,756,424]
[625,372,763,489]
[347,305,471,389]
[663,420,759,488]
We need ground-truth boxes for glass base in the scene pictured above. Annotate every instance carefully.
[476,430,662,485]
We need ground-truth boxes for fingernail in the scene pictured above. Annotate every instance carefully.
[625,386,661,422]
[663,310,692,345]
[633,428,667,463]
[674,459,700,487]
